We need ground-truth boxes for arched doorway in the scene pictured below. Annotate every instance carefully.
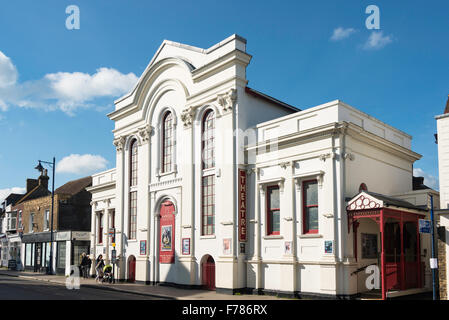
[128,255,136,282]
[201,255,215,290]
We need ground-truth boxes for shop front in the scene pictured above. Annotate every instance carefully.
[54,231,91,276]
[8,234,23,271]
[55,231,71,275]
[71,231,90,269]
[22,232,52,273]
[0,235,7,267]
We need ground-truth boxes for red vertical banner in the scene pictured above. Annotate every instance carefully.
[239,169,247,242]
[159,200,175,264]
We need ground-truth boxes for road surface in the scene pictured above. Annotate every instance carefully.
[0,274,167,300]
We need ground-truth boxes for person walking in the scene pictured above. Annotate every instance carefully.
[86,255,92,278]
[80,253,89,279]
[95,254,104,282]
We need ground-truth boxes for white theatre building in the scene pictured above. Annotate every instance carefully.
[88,35,436,299]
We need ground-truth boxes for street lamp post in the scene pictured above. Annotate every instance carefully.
[35,157,55,275]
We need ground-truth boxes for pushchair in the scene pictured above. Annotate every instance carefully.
[101,264,113,283]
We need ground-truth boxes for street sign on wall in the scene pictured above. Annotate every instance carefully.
[419,219,431,233]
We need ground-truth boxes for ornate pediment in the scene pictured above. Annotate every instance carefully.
[346,192,382,211]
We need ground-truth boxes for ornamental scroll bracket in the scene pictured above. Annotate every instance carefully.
[138,125,152,145]
[217,88,237,114]
[181,106,196,128]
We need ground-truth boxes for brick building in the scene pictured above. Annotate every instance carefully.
[14,173,92,275]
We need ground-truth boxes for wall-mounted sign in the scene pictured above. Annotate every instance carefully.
[419,219,431,234]
[239,169,247,242]
[161,226,172,251]
[284,241,292,255]
[56,231,71,241]
[111,249,117,264]
[140,240,147,255]
[223,238,231,255]
[182,238,190,255]
[72,231,90,241]
[324,240,333,254]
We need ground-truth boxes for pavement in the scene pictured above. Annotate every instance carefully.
[0,268,286,300]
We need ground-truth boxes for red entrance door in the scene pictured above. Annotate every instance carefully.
[384,222,401,291]
[128,255,136,282]
[202,255,215,290]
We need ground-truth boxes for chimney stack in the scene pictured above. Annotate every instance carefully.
[38,169,49,190]
[26,179,39,193]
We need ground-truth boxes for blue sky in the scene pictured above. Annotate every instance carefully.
[0,0,448,200]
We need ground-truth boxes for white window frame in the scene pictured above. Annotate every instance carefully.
[44,210,50,231]
[29,213,35,233]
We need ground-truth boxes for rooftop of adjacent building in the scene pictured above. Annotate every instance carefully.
[434,95,449,120]
[55,176,92,196]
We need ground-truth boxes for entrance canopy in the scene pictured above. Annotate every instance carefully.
[346,191,427,232]
[346,191,428,300]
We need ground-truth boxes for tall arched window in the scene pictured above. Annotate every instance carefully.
[202,110,215,170]
[130,139,138,186]
[129,139,138,240]
[201,109,215,235]
[162,111,174,173]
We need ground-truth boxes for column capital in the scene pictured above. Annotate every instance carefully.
[181,106,196,128]
[217,88,237,114]
[113,136,126,152]
[138,125,152,145]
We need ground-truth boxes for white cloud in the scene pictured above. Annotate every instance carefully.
[56,154,108,175]
[330,27,356,41]
[0,187,26,205]
[0,50,138,115]
[0,51,18,88]
[413,168,439,190]
[363,31,393,50]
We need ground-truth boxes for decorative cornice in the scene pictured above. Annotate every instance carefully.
[181,106,196,128]
[217,88,237,114]
[149,177,183,190]
[113,136,126,152]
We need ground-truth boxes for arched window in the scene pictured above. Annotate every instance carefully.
[130,139,138,186]
[162,112,174,173]
[201,109,215,235]
[129,139,138,240]
[202,110,215,170]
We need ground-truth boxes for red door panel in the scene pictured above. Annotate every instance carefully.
[128,256,136,282]
[202,256,215,290]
